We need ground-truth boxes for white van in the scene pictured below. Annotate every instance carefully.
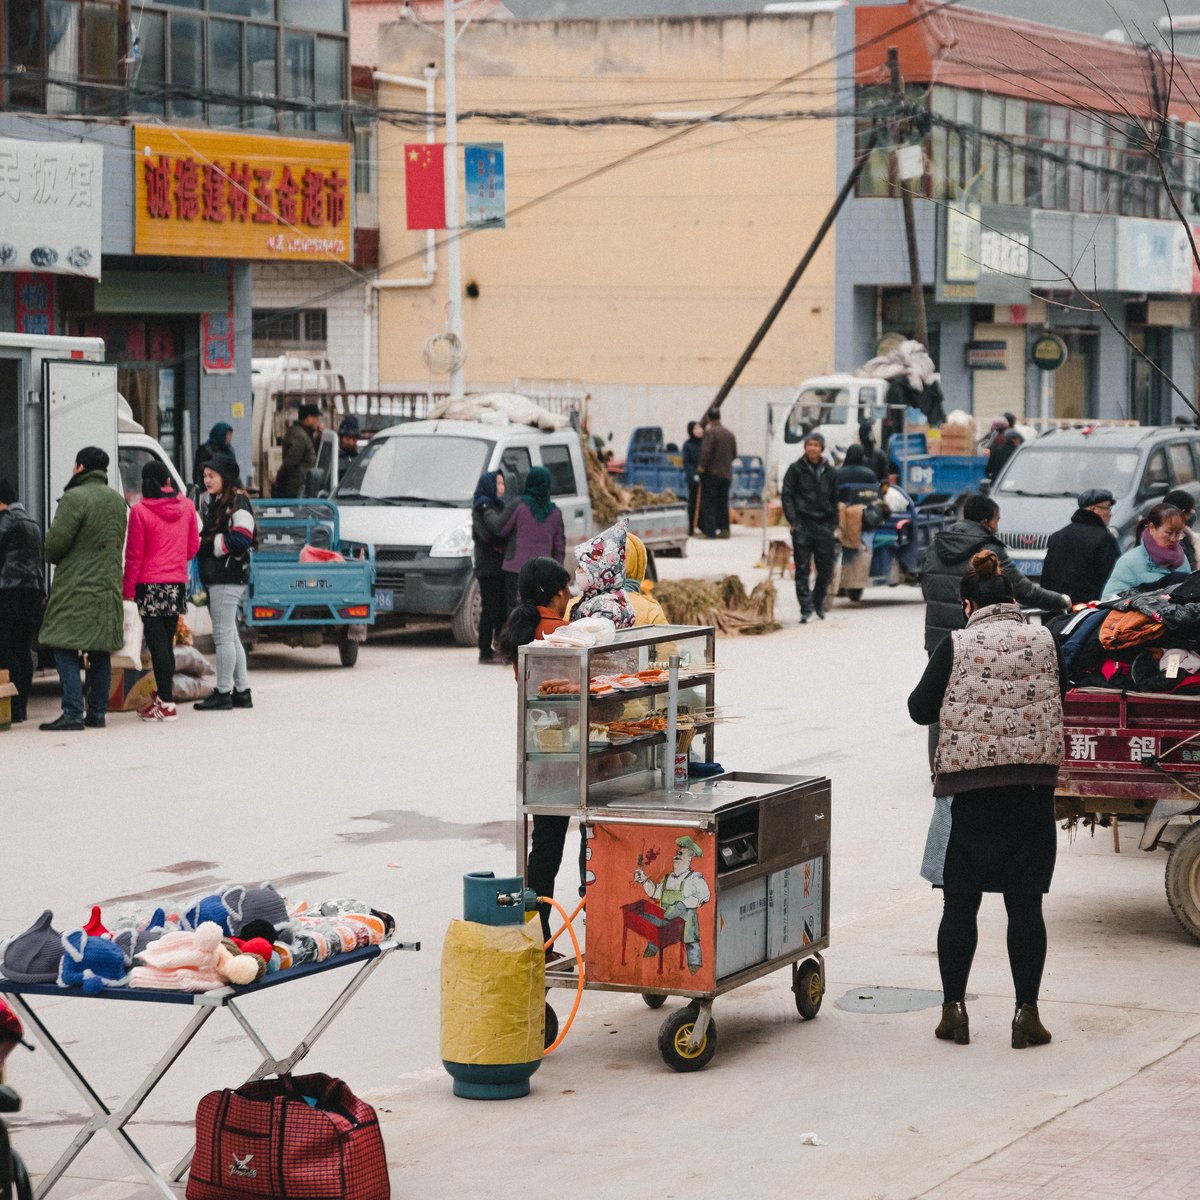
[117,395,187,504]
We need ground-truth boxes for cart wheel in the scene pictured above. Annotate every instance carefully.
[794,958,824,1020]
[1165,822,1200,942]
[544,1001,559,1050]
[337,631,359,667]
[642,992,667,1010]
[845,589,863,602]
[657,1004,717,1072]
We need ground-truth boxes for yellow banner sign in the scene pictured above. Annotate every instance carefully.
[134,127,352,262]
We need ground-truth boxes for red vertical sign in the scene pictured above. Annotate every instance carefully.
[404,144,446,230]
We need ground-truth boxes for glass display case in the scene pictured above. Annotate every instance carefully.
[517,625,717,814]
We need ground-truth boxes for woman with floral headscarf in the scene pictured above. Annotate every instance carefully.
[569,517,636,628]
[499,466,565,610]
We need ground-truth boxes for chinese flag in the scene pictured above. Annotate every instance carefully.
[405,143,446,230]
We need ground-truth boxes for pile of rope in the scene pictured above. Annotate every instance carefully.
[653,576,779,636]
[584,443,676,527]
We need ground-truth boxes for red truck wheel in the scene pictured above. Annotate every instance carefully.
[1165,823,1200,943]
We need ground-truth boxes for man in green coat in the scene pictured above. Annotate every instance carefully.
[38,447,128,732]
[273,404,321,498]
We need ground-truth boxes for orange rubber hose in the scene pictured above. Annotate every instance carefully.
[539,895,584,1054]
[545,896,585,950]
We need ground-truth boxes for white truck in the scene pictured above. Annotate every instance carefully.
[0,331,183,534]
[334,407,688,646]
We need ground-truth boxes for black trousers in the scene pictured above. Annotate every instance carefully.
[525,815,586,945]
[698,475,731,537]
[476,573,507,658]
[686,481,700,535]
[792,522,836,615]
[938,890,1047,1007]
[142,613,179,704]
[0,589,40,714]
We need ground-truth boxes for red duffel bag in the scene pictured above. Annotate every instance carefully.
[187,1073,389,1200]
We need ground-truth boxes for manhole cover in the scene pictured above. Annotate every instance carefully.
[835,987,973,1014]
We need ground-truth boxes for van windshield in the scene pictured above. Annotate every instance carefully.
[335,436,494,506]
[996,447,1141,499]
[784,388,882,444]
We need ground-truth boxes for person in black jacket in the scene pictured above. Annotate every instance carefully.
[782,432,838,622]
[682,422,704,536]
[984,431,1022,482]
[472,470,517,665]
[1166,489,1198,569]
[921,494,1069,656]
[0,480,45,722]
[1039,488,1121,604]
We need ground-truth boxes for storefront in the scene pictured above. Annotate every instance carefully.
[0,120,352,482]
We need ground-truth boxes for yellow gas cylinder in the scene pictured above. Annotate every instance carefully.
[441,872,545,1099]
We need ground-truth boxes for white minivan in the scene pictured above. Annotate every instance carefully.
[334,415,593,645]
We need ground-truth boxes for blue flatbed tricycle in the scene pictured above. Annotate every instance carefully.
[240,500,376,667]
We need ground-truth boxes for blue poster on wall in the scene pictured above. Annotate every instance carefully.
[464,143,506,230]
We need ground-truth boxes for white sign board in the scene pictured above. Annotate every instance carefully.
[1117,217,1192,294]
[0,138,103,278]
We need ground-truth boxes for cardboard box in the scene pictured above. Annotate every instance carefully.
[0,669,16,731]
[731,505,766,528]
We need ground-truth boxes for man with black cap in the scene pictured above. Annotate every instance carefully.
[337,414,361,478]
[0,479,44,722]
[782,432,838,622]
[273,404,322,497]
[1040,488,1121,604]
[38,447,128,731]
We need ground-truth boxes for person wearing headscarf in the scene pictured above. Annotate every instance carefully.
[193,422,233,488]
[570,518,636,628]
[498,466,565,610]
[622,532,667,626]
[682,421,705,536]
[472,469,517,664]
[123,461,200,722]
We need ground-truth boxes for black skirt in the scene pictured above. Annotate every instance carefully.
[942,783,1057,894]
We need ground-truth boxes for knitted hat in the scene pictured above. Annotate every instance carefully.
[129,922,225,992]
[226,884,289,940]
[203,451,240,487]
[82,906,109,938]
[0,479,17,505]
[112,926,166,963]
[58,930,129,995]
[338,414,360,438]
[1,911,65,984]
[181,892,234,936]
[803,431,826,449]
[1078,488,1115,510]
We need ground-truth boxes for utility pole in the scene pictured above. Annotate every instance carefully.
[887,46,928,348]
[444,0,465,399]
[710,129,879,413]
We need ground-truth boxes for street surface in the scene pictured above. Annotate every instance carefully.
[5,525,1200,1199]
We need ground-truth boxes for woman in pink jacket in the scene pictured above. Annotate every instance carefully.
[123,461,200,721]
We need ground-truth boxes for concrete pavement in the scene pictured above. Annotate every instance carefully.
[3,524,1199,1199]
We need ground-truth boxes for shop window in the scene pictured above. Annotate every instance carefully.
[282,31,316,131]
[208,19,242,128]
[252,308,328,352]
[170,13,204,119]
[129,9,166,116]
[245,22,278,130]
[315,36,345,135]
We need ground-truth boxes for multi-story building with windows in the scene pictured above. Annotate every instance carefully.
[841,2,1200,425]
[0,0,362,486]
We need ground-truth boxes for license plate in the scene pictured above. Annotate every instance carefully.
[374,588,394,613]
[1011,559,1041,577]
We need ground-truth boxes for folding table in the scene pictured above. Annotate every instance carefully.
[0,937,419,1199]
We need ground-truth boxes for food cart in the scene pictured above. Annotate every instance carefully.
[516,624,831,1071]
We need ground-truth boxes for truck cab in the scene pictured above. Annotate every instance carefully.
[774,375,889,491]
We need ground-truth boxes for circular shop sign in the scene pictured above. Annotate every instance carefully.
[1030,333,1068,372]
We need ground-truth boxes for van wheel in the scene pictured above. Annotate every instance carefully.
[1165,822,1200,942]
[452,577,482,648]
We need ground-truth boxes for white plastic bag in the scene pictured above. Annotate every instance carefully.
[114,600,144,669]
[541,617,617,648]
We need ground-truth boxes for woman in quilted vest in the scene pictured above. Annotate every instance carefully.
[908,550,1066,1051]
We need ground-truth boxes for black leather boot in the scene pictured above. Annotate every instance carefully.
[1012,1003,1052,1048]
[934,1001,970,1045]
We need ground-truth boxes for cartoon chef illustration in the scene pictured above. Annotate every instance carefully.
[632,835,711,974]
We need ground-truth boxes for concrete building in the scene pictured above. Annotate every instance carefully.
[838,2,1200,425]
[375,11,841,455]
[0,0,358,484]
